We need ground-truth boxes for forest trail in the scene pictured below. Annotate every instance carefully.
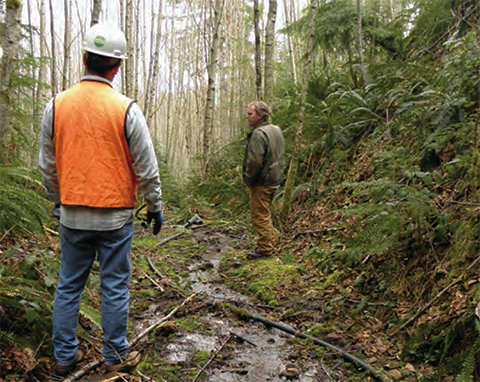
[49,219,338,382]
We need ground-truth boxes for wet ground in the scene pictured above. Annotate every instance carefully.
[128,224,335,382]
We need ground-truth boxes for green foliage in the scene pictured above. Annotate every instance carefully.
[0,165,51,236]
[454,319,480,382]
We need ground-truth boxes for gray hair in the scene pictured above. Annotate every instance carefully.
[248,101,271,120]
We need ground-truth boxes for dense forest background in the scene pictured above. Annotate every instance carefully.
[2,0,480,381]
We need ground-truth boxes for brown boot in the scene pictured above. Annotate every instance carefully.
[53,350,84,377]
[105,351,142,373]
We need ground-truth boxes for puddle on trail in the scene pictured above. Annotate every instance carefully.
[138,230,330,381]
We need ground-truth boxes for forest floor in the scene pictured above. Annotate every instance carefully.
[8,206,452,382]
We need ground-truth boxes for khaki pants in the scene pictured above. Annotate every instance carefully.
[249,185,276,255]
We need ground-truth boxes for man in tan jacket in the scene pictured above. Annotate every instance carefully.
[243,101,285,258]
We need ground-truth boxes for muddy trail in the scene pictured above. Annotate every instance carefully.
[42,219,365,382]
[127,221,335,382]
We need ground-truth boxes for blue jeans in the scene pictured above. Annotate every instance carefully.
[53,220,133,365]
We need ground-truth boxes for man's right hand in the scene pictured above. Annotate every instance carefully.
[146,211,163,235]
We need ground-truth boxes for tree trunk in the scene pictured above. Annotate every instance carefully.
[36,0,47,101]
[62,0,71,91]
[356,0,368,90]
[48,0,57,96]
[145,0,163,126]
[253,0,262,100]
[91,0,101,26]
[202,0,224,179]
[281,0,316,222]
[0,0,23,153]
[283,0,297,86]
[124,0,133,97]
[119,0,125,92]
[264,0,277,106]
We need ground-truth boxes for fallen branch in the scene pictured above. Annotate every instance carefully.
[143,272,165,293]
[446,200,480,207]
[392,254,480,335]
[192,334,232,382]
[233,308,392,382]
[63,293,197,382]
[131,292,197,347]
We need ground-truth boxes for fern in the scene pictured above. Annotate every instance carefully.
[0,165,51,235]
[455,320,480,382]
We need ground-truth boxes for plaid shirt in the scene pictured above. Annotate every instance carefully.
[38,76,162,231]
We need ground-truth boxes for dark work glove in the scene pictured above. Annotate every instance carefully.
[53,204,61,220]
[146,211,163,235]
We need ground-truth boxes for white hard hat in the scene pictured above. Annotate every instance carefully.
[82,23,127,59]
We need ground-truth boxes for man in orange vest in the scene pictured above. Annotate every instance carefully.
[39,23,162,376]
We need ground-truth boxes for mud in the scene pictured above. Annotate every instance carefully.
[132,225,333,382]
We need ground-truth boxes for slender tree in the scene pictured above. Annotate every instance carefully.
[145,0,163,126]
[36,0,47,102]
[124,0,133,97]
[202,0,225,178]
[62,0,71,91]
[48,0,57,96]
[264,0,277,105]
[0,0,23,154]
[91,0,101,26]
[253,0,262,100]
[281,0,316,222]
[283,0,297,86]
[356,0,368,89]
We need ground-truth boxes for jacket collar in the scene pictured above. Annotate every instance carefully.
[80,75,113,88]
[247,119,271,137]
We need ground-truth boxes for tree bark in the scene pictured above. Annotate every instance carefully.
[283,0,297,86]
[124,0,133,97]
[281,0,316,222]
[202,0,224,179]
[253,0,262,100]
[264,0,277,106]
[0,0,23,152]
[91,0,101,26]
[61,0,71,91]
[48,0,57,96]
[36,0,47,101]
[356,0,368,90]
[145,0,163,126]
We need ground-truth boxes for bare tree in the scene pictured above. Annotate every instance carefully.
[202,0,225,179]
[48,0,57,96]
[91,0,101,26]
[253,0,262,100]
[281,0,316,222]
[36,0,47,102]
[145,0,163,126]
[124,0,133,97]
[264,0,277,105]
[0,0,23,152]
[356,0,368,89]
[62,0,71,91]
[283,0,297,86]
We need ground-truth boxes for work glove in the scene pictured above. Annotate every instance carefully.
[53,204,61,220]
[146,211,163,235]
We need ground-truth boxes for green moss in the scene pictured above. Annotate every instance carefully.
[176,317,201,331]
[193,351,211,365]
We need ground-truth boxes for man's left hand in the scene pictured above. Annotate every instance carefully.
[146,211,163,235]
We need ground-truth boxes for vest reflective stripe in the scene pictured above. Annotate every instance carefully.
[53,80,137,208]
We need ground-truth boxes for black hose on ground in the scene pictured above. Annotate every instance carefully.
[143,213,204,280]
[236,308,393,382]
[141,212,392,382]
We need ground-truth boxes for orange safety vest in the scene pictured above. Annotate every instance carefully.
[53,80,137,208]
